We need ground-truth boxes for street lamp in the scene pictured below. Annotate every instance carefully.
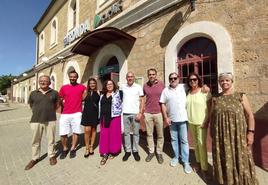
[57,56,64,59]
[41,56,49,63]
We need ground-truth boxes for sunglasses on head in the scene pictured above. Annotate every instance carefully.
[219,72,232,76]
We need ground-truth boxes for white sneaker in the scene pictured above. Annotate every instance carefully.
[170,158,178,167]
[184,163,192,174]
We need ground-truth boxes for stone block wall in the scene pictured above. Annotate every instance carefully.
[123,0,268,169]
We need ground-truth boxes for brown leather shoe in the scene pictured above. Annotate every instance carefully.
[24,160,38,170]
[49,156,57,166]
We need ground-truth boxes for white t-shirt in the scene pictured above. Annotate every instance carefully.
[159,84,188,122]
[121,83,144,114]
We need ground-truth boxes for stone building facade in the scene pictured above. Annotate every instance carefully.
[12,0,268,169]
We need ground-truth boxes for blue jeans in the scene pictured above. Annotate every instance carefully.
[169,121,189,164]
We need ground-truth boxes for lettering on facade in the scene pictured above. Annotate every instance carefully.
[64,20,90,47]
[94,1,123,28]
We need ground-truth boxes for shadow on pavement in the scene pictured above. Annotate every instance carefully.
[0,108,15,112]
[37,128,216,184]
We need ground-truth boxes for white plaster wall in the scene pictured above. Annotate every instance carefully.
[50,72,57,90]
[93,43,128,85]
[63,60,81,85]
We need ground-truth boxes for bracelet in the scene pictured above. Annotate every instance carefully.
[247,129,255,134]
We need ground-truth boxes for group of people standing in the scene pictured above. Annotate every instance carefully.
[24,68,258,185]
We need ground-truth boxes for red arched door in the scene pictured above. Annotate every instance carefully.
[177,37,218,94]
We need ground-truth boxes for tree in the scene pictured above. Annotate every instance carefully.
[0,75,14,95]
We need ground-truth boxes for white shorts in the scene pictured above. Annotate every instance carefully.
[59,112,83,136]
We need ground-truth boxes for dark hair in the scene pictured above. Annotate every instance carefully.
[87,78,98,91]
[187,72,203,89]
[147,68,157,75]
[102,80,117,94]
[68,70,79,78]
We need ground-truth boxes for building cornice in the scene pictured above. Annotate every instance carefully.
[33,0,68,33]
[13,68,35,84]
[100,0,185,29]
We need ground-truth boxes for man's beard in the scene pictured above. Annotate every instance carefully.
[70,80,77,85]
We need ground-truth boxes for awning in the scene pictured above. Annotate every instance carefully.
[71,27,136,56]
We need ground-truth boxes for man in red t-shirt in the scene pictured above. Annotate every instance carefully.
[143,68,165,164]
[59,70,86,159]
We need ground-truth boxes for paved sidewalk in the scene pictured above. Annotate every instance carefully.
[0,103,267,185]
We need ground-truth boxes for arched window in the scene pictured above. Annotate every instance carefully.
[50,76,56,90]
[67,66,75,74]
[39,32,45,56]
[177,37,218,94]
[50,18,57,47]
[68,0,79,30]
[32,81,36,91]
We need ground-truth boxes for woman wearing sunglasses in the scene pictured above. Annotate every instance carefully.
[186,73,211,180]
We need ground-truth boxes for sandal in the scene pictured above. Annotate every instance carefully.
[192,163,201,172]
[84,148,90,158]
[100,155,108,165]
[89,145,94,155]
[109,154,115,159]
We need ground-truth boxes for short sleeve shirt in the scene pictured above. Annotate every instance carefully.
[28,89,59,122]
[121,83,144,114]
[59,84,86,114]
[143,80,165,114]
[159,84,188,122]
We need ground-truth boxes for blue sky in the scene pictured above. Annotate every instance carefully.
[0,0,51,76]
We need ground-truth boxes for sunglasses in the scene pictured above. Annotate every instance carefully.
[189,78,198,82]
[169,77,178,81]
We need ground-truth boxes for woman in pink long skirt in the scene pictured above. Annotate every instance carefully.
[99,79,123,165]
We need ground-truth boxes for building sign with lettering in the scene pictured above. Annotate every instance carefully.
[98,65,119,76]
[94,1,123,28]
[64,19,90,47]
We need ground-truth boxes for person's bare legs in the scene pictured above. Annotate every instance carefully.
[59,135,69,159]
[89,126,96,153]
[61,135,68,151]
[71,133,79,151]
[84,126,91,150]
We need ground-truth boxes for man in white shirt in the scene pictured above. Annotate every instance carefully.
[160,72,192,174]
[121,72,144,161]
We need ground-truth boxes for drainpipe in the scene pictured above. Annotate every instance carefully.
[190,0,196,11]
[34,32,39,90]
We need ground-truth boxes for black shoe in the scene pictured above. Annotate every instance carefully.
[70,150,76,159]
[60,150,68,159]
[133,152,141,161]
[84,148,90,158]
[122,152,131,161]
[156,154,164,164]
[145,153,154,162]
